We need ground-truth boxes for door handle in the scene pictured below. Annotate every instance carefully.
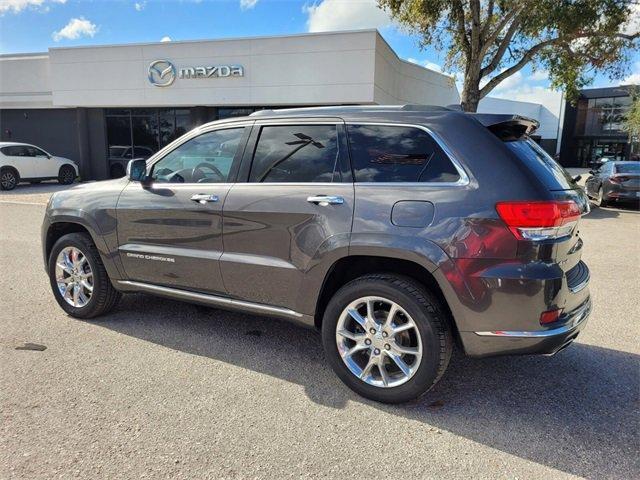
[307,195,344,206]
[191,194,219,204]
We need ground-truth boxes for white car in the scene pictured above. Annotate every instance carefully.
[0,142,78,190]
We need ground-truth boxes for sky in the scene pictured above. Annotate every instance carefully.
[0,0,638,113]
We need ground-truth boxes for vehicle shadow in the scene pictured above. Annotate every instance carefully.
[586,204,640,219]
[585,206,621,219]
[94,294,639,479]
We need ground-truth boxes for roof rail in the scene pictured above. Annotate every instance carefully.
[249,104,453,117]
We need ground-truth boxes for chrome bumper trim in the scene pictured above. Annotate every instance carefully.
[474,299,591,338]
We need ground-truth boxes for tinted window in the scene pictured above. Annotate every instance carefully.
[249,125,340,183]
[504,138,577,190]
[1,145,29,156]
[151,128,244,183]
[25,146,48,157]
[133,147,153,157]
[616,163,640,174]
[347,124,460,183]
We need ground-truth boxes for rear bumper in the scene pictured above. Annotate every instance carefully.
[460,298,591,357]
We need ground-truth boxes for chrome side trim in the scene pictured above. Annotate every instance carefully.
[474,300,591,337]
[344,122,471,187]
[117,280,305,320]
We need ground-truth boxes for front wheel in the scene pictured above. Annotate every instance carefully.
[321,274,453,404]
[48,233,121,318]
[596,186,609,207]
[58,165,76,185]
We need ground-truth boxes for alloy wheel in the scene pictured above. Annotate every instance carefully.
[55,246,94,307]
[1,171,16,189]
[61,168,74,184]
[335,296,423,388]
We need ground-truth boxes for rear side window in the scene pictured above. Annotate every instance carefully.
[347,124,460,183]
[1,146,28,156]
[249,125,340,183]
[504,138,576,191]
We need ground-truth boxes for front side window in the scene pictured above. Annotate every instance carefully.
[347,124,460,183]
[25,146,48,158]
[151,128,245,183]
[249,125,340,183]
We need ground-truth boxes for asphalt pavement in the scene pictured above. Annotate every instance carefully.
[1,184,638,479]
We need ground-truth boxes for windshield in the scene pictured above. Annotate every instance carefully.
[615,163,640,174]
[504,138,577,191]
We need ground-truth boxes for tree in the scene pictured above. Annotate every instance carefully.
[378,0,639,111]
[625,91,640,138]
[625,90,640,158]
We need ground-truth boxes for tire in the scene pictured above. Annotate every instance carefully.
[58,165,76,185]
[48,232,121,319]
[596,186,609,207]
[0,168,19,190]
[321,274,453,404]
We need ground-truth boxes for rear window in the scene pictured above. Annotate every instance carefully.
[503,138,577,190]
[347,124,460,183]
[615,163,640,174]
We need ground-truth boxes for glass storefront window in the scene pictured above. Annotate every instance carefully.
[106,116,132,160]
[577,95,631,136]
[218,107,256,119]
[105,108,196,177]
[132,115,159,156]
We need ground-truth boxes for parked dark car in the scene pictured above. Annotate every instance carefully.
[41,105,591,403]
[585,161,640,207]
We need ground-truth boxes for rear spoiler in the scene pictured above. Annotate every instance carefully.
[468,113,540,141]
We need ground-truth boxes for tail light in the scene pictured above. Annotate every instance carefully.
[610,175,629,184]
[495,200,581,241]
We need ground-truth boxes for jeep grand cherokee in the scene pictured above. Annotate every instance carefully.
[42,105,591,403]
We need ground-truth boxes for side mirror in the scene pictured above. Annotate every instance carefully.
[127,158,148,183]
[573,175,582,183]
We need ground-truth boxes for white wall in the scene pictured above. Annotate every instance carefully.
[47,31,381,108]
[0,54,53,108]
[1,30,460,110]
[372,35,460,105]
[478,96,560,139]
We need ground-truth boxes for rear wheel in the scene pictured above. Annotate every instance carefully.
[0,168,19,190]
[58,165,76,185]
[321,274,453,404]
[48,233,121,318]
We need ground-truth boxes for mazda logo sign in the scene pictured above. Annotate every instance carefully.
[148,59,176,87]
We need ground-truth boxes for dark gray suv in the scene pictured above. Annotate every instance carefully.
[42,105,591,403]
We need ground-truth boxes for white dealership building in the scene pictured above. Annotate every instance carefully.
[0,29,560,179]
